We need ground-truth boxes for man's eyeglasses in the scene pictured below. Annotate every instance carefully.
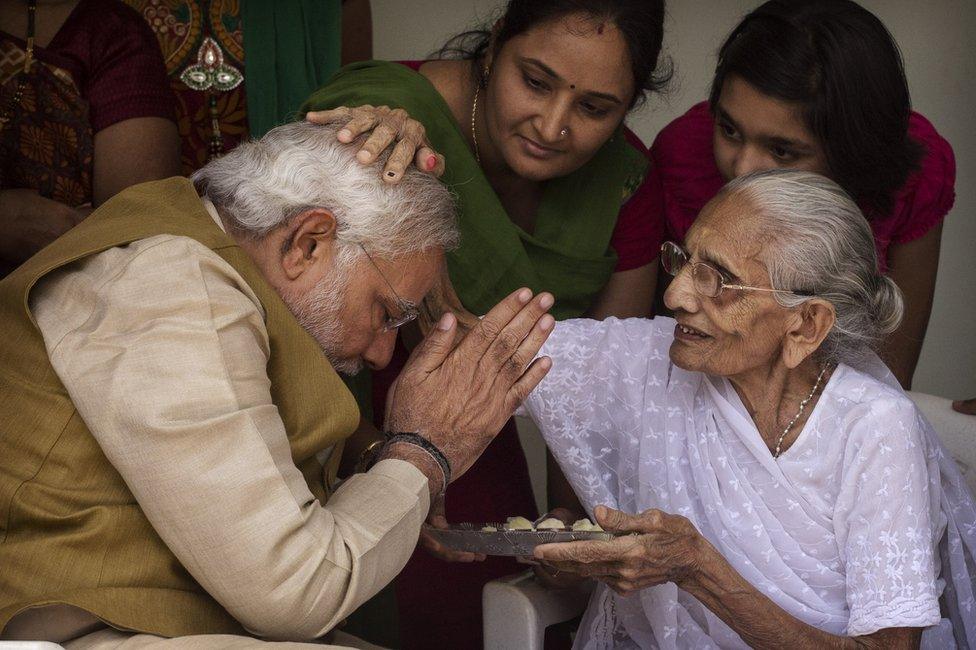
[660,241,813,299]
[359,244,420,331]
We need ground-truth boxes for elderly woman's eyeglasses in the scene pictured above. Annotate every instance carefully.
[660,241,812,299]
[359,244,420,331]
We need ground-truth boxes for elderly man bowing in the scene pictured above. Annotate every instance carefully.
[0,121,555,648]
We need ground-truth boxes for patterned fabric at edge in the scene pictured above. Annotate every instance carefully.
[523,317,976,649]
[128,0,344,174]
[1,0,174,202]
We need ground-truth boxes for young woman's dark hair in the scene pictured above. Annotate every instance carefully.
[708,0,923,214]
[437,0,670,109]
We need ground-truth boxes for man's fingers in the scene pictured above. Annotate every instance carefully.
[419,530,485,562]
[506,356,552,412]
[408,312,457,374]
[460,289,552,360]
[500,313,554,382]
[483,294,554,374]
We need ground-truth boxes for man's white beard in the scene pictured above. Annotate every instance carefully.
[287,266,363,376]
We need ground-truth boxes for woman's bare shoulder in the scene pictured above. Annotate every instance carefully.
[418,60,472,124]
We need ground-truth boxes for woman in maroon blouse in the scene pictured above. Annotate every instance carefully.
[0,0,179,277]
[647,0,955,389]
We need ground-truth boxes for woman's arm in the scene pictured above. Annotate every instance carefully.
[586,262,657,320]
[883,222,943,389]
[92,116,181,206]
[535,506,922,650]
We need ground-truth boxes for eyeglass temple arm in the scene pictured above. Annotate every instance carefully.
[725,284,813,297]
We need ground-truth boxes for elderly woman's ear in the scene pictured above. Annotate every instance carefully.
[782,299,835,369]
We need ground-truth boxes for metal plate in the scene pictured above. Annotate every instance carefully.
[423,522,619,556]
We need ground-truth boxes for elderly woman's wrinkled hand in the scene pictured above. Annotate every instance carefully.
[305,105,445,182]
[385,288,554,482]
[533,505,709,597]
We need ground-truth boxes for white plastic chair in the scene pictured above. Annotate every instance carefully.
[484,391,976,649]
[483,570,593,650]
[908,390,976,496]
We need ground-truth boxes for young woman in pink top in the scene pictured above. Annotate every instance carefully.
[647,0,955,389]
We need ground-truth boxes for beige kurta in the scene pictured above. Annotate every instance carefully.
[8,201,429,647]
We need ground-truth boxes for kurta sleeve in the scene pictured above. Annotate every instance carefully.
[521,317,673,512]
[30,235,429,640]
[832,394,943,636]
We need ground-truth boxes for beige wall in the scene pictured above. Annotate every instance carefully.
[371,0,976,401]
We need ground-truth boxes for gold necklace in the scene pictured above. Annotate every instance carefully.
[470,80,481,164]
[0,0,37,131]
[773,364,831,458]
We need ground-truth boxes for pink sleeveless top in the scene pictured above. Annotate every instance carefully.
[649,102,956,271]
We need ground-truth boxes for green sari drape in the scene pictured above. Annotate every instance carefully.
[302,61,647,321]
[242,0,343,139]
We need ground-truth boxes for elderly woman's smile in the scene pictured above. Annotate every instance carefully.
[663,192,811,382]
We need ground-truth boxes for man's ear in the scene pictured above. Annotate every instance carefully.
[281,208,337,281]
[782,299,836,369]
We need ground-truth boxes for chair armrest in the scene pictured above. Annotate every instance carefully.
[483,570,593,650]
[908,390,976,495]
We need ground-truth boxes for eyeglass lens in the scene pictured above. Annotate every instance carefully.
[660,242,722,298]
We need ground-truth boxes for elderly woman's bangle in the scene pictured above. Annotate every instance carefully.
[382,431,452,493]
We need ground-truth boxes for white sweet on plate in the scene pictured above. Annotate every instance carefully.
[535,517,566,530]
[571,518,604,532]
[504,516,534,530]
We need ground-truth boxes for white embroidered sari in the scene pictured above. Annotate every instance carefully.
[522,317,976,649]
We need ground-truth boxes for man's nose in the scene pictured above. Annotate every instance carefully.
[363,329,398,371]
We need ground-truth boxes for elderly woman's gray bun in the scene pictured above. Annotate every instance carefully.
[721,169,904,366]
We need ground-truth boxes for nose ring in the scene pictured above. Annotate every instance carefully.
[560,128,568,136]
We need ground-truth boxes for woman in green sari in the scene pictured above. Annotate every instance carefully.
[303,1,669,647]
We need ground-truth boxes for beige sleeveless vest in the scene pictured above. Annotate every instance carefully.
[0,178,360,636]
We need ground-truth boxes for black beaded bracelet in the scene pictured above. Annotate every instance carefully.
[381,432,452,493]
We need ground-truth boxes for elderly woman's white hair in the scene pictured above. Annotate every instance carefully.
[721,169,904,366]
[190,120,459,262]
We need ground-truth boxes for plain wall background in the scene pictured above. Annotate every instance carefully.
[371,2,974,510]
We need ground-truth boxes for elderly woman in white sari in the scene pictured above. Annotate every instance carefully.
[521,169,976,649]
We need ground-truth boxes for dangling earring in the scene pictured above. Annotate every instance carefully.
[471,61,491,164]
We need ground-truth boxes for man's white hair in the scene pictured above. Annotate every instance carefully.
[721,169,904,366]
[191,120,459,258]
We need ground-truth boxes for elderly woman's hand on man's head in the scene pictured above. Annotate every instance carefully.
[306,105,446,183]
